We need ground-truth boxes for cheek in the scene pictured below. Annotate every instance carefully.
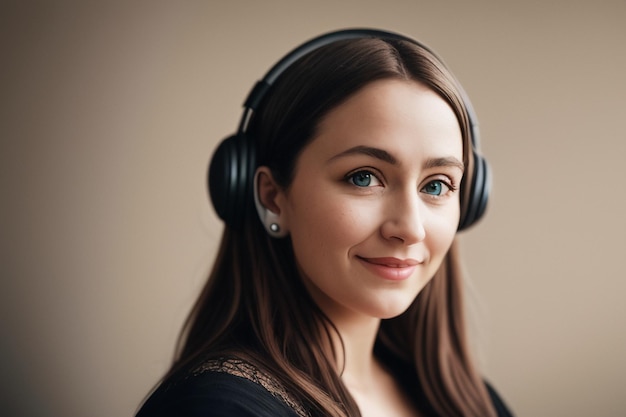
[286,190,380,272]
[290,196,374,249]
[426,205,460,259]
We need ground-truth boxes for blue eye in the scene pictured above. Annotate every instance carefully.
[422,180,448,196]
[350,171,373,187]
[347,170,380,187]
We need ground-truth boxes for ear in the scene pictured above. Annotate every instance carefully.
[253,167,289,238]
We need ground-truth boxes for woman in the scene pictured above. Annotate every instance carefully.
[137,29,513,417]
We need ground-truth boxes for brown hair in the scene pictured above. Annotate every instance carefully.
[172,38,495,417]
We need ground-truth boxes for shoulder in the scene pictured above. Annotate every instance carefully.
[136,358,303,417]
[485,381,515,417]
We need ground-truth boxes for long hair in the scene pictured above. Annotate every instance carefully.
[171,38,496,417]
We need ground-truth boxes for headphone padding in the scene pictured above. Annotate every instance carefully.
[209,134,237,225]
[208,133,256,228]
[459,152,490,230]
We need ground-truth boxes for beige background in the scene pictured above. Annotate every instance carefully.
[1,1,625,416]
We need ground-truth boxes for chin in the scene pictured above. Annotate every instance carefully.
[369,283,429,319]
[369,298,417,320]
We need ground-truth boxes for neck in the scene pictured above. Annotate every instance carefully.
[325,313,382,381]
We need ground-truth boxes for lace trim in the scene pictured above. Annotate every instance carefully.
[193,357,310,417]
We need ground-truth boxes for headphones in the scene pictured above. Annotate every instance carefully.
[208,28,490,233]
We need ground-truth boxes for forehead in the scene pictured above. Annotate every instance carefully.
[308,79,463,163]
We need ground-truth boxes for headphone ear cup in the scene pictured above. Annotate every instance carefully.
[208,133,256,228]
[459,151,491,231]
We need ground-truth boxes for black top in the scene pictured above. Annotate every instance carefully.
[486,382,515,417]
[137,360,514,417]
[137,371,300,417]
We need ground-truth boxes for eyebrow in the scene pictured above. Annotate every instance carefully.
[326,145,398,165]
[327,145,465,172]
[424,156,465,172]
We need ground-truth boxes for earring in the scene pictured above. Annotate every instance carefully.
[269,223,280,233]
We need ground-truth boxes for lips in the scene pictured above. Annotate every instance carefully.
[357,256,421,281]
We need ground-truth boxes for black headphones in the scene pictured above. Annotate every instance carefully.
[208,28,490,232]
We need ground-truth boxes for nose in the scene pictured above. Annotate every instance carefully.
[380,188,426,245]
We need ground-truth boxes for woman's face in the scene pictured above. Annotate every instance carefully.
[276,79,463,321]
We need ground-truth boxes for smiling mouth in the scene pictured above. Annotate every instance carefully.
[357,256,421,281]
[358,256,421,267]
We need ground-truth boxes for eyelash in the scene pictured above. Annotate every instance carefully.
[345,169,458,197]
[421,178,458,197]
[345,169,383,188]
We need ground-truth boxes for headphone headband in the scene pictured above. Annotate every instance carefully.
[240,29,480,147]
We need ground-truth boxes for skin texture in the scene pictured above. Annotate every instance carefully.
[257,79,464,416]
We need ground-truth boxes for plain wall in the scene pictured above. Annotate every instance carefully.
[1,1,625,416]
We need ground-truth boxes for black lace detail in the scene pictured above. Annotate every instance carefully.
[193,357,310,417]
